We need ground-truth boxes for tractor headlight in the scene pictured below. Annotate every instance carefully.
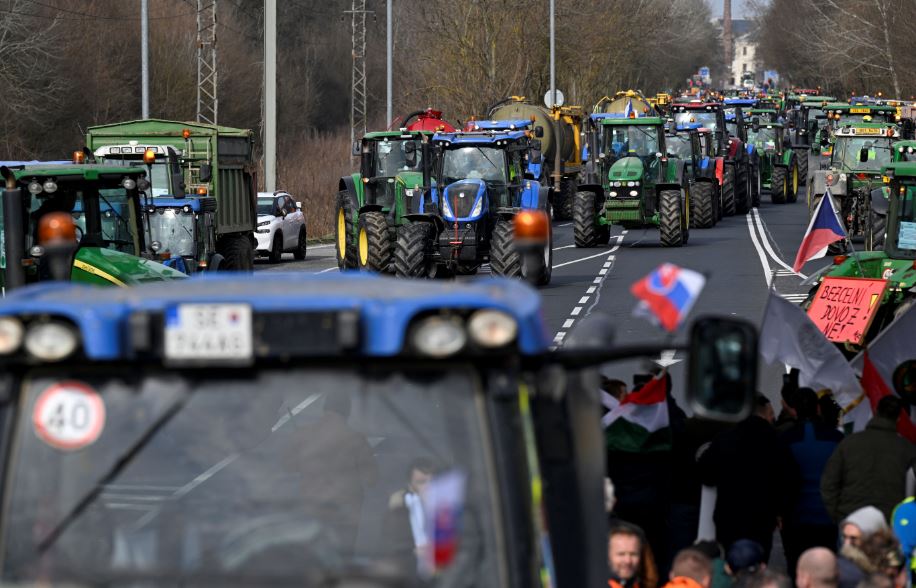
[611,181,622,187]
[182,205,193,214]
[441,197,454,218]
[24,321,79,361]
[629,190,639,197]
[0,317,24,355]
[468,310,517,348]
[411,316,466,358]
[627,181,637,187]
[42,180,58,194]
[27,181,43,195]
[470,197,483,217]
[122,177,137,190]
[137,178,151,191]
[609,191,618,197]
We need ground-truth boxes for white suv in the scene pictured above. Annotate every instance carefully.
[255,192,307,263]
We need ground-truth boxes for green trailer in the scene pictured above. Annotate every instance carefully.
[574,114,690,247]
[1,163,185,291]
[86,119,258,270]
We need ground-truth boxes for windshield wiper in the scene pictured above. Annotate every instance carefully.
[475,148,502,178]
[37,392,191,554]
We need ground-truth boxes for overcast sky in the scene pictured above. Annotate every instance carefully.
[709,0,758,19]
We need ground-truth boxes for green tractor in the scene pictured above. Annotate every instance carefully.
[744,119,800,204]
[574,114,690,247]
[802,161,916,348]
[809,124,899,248]
[336,110,454,272]
[1,163,186,291]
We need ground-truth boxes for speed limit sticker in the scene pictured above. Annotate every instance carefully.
[32,382,106,451]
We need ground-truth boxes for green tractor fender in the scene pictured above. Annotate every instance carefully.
[402,213,446,235]
[339,173,365,207]
[777,149,795,168]
[359,203,384,215]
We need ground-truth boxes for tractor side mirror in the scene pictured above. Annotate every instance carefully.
[199,163,212,184]
[687,316,757,422]
[535,126,544,138]
[405,145,418,168]
[352,141,361,157]
[859,147,870,163]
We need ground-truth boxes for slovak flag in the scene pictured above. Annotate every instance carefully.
[630,263,706,332]
[624,98,634,118]
[792,189,847,272]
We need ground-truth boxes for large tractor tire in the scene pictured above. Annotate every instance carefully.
[573,191,600,247]
[735,164,751,214]
[490,219,521,278]
[556,179,576,221]
[218,233,254,271]
[335,190,358,270]
[659,189,686,247]
[722,165,736,216]
[357,211,393,272]
[867,209,886,251]
[690,181,715,229]
[395,222,433,278]
[751,165,761,208]
[771,166,788,204]
[786,160,800,203]
[521,221,553,286]
[796,149,808,186]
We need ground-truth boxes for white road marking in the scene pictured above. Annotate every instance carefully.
[571,307,582,316]
[579,296,590,304]
[586,286,596,294]
[557,222,572,227]
[751,208,807,278]
[746,212,773,287]
[552,244,576,251]
[553,250,616,269]
[318,267,338,273]
[308,243,335,249]
[598,268,607,275]
[563,319,575,329]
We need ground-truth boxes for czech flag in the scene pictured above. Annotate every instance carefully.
[792,189,847,272]
[630,263,706,332]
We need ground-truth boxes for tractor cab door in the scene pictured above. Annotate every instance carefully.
[362,140,397,210]
[887,180,916,258]
[505,147,526,208]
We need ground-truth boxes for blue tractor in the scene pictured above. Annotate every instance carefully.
[143,195,221,274]
[0,271,757,586]
[394,120,554,285]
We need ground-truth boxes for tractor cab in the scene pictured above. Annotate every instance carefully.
[92,144,219,274]
[743,120,800,204]
[0,163,186,291]
[747,108,780,123]
[891,140,916,162]
[821,103,899,146]
[0,271,758,587]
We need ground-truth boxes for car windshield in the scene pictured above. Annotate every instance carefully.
[257,198,275,216]
[146,208,195,257]
[441,146,506,184]
[29,186,141,256]
[834,136,893,172]
[602,125,660,158]
[375,139,424,177]
[666,135,693,159]
[747,127,778,151]
[898,185,916,252]
[3,366,499,586]
[674,112,718,132]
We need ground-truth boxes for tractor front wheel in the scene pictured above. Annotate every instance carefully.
[490,219,522,277]
[335,191,358,270]
[690,181,715,229]
[722,165,736,216]
[786,161,800,203]
[395,222,433,278]
[771,166,788,204]
[736,164,751,214]
[357,211,393,272]
[659,189,686,247]
[796,149,809,186]
[573,191,600,247]
[556,179,576,221]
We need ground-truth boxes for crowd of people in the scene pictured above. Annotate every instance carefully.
[602,370,916,588]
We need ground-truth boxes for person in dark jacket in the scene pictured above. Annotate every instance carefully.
[698,394,795,559]
[780,388,845,575]
[821,396,916,523]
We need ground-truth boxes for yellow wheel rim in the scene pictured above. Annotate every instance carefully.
[337,208,347,259]
[793,166,799,194]
[358,227,369,266]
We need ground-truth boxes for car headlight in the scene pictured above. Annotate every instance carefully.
[24,321,79,361]
[411,316,466,358]
[470,197,483,217]
[258,220,271,227]
[0,317,24,355]
[468,310,517,348]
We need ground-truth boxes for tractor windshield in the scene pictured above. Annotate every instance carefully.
[834,137,893,172]
[837,113,895,126]
[441,146,506,184]
[146,208,195,257]
[898,185,916,252]
[2,366,500,586]
[375,139,424,177]
[747,127,778,151]
[666,135,693,159]
[602,125,660,158]
[30,187,142,256]
[674,112,717,132]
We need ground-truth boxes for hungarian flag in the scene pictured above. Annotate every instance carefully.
[793,189,847,272]
[631,263,706,332]
[602,376,672,452]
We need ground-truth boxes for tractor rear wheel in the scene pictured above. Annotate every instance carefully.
[796,149,808,186]
[772,166,788,204]
[556,179,576,221]
[751,164,761,207]
[335,190,358,270]
[357,211,393,272]
[786,161,800,203]
[521,220,553,286]
[395,222,433,278]
[722,165,736,216]
[659,189,685,247]
[735,164,750,214]
[218,233,254,271]
[868,209,886,251]
[690,181,715,229]
[490,219,521,277]
[573,191,600,247]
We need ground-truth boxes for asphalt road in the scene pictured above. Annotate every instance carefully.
[257,159,828,409]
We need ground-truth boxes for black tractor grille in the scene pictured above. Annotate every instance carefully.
[448,187,478,218]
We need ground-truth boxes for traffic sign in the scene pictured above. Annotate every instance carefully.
[544,89,565,108]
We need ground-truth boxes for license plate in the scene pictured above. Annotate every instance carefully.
[850,108,870,114]
[855,127,881,134]
[164,304,253,363]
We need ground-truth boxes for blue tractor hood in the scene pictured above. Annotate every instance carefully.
[441,179,487,221]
